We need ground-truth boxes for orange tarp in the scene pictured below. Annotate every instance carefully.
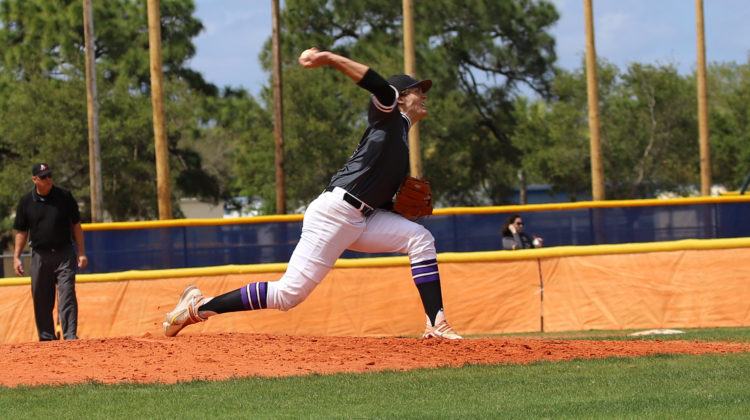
[543,248,750,331]
[2,248,749,343]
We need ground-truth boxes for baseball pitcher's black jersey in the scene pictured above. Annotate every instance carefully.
[13,186,81,251]
[326,89,411,209]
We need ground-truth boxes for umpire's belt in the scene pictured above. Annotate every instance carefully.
[326,186,374,217]
[32,243,72,253]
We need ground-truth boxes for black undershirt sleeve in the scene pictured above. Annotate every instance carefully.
[357,69,395,105]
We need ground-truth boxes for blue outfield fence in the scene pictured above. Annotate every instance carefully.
[77,197,750,274]
[82,220,302,274]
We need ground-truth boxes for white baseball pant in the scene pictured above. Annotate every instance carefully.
[266,187,436,311]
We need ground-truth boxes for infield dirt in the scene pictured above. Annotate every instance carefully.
[2,333,749,387]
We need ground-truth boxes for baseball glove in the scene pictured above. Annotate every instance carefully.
[393,176,433,220]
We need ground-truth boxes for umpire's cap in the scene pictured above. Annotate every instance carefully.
[387,74,432,93]
[32,163,52,177]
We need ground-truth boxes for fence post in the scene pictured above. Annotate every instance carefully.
[537,258,544,333]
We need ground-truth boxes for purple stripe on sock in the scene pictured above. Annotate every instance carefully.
[411,259,440,285]
[412,266,437,276]
[258,282,268,309]
[413,272,440,285]
[249,283,260,310]
[411,259,437,268]
[411,259,438,281]
[240,285,251,310]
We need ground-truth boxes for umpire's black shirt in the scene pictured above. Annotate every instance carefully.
[13,186,81,251]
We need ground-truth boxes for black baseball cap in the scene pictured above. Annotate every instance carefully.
[387,74,432,93]
[32,163,52,177]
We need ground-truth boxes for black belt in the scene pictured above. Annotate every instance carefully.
[326,187,374,217]
[33,244,71,253]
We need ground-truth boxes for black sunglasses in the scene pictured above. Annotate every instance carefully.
[38,173,52,180]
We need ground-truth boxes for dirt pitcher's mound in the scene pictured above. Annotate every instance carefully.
[3,333,749,387]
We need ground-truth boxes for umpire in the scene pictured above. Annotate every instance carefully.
[12,163,88,341]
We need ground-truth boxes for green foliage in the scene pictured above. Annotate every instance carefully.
[205,88,275,213]
[708,61,750,189]
[512,94,591,202]
[0,0,224,231]
[513,59,702,201]
[273,65,381,208]
[2,0,750,243]
[249,0,560,207]
[417,0,559,204]
[0,73,89,248]
[603,63,697,198]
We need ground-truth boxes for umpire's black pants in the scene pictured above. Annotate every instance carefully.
[30,245,79,341]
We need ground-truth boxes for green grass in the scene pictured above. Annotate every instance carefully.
[1,327,749,419]
[502,326,750,342]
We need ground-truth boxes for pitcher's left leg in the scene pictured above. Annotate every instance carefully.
[349,211,461,339]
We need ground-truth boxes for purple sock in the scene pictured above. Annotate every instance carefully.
[240,282,268,310]
[411,259,443,324]
[411,259,439,285]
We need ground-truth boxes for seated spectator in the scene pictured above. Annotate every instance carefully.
[501,214,543,250]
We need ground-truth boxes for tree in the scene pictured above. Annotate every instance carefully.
[202,87,274,213]
[0,0,224,232]
[512,93,591,202]
[708,61,750,190]
[0,0,211,91]
[0,74,90,249]
[244,0,561,208]
[602,63,697,198]
[511,59,702,201]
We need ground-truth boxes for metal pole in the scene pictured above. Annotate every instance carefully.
[695,0,712,196]
[83,0,103,222]
[271,0,286,214]
[402,0,422,178]
[583,0,605,201]
[147,0,172,219]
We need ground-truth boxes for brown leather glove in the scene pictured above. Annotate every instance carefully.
[393,176,433,220]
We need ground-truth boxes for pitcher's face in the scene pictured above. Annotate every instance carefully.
[398,87,428,123]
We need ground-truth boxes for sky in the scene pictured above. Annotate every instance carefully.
[189,0,750,96]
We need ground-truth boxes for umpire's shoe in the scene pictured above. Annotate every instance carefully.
[163,285,210,337]
[422,309,462,340]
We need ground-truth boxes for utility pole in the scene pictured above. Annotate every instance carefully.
[83,0,103,222]
[695,0,712,196]
[147,0,172,219]
[583,0,605,201]
[271,0,286,214]
[402,0,422,178]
